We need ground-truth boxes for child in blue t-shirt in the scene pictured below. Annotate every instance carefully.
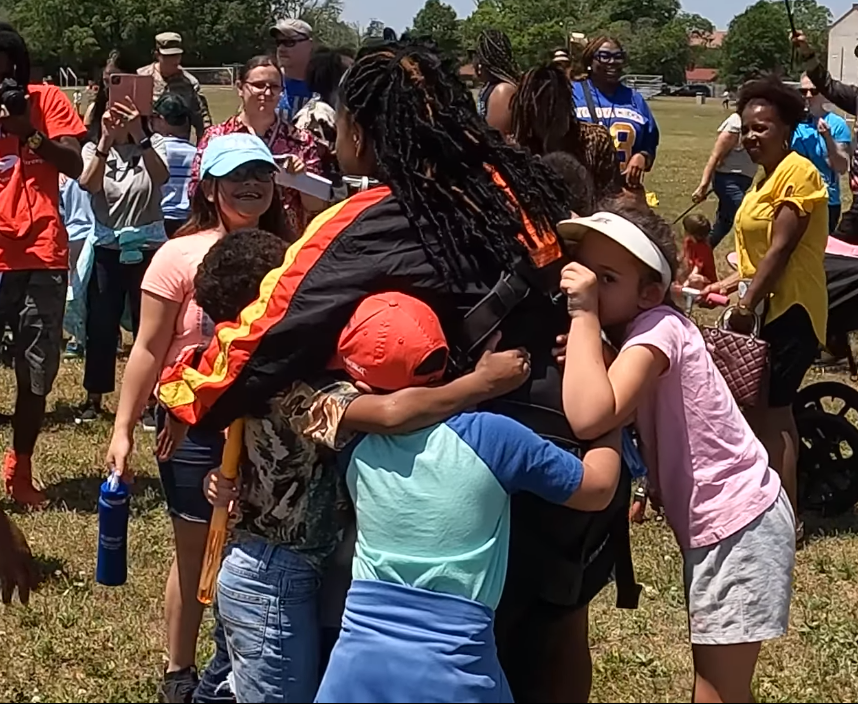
[314,292,622,704]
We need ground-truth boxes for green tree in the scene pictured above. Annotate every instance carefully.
[412,0,462,58]
[626,17,692,85]
[604,0,679,26]
[5,0,274,72]
[362,19,385,43]
[460,0,569,68]
[679,12,715,43]
[460,0,715,78]
[719,0,831,88]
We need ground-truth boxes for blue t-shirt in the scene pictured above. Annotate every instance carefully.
[791,112,851,206]
[341,412,584,610]
[571,80,660,171]
[59,178,95,243]
[277,77,313,121]
[160,135,196,221]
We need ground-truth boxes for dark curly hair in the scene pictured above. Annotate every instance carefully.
[736,75,806,131]
[194,228,289,324]
[541,151,594,216]
[338,40,576,289]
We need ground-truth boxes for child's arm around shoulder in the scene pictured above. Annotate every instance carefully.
[449,412,622,512]
[560,264,670,441]
[342,335,531,435]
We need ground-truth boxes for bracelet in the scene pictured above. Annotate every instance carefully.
[137,136,152,151]
[94,147,109,160]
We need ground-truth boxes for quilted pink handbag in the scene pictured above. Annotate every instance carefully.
[701,307,769,408]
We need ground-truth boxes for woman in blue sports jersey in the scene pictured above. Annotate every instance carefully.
[572,36,660,189]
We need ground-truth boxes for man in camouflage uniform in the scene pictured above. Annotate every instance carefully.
[137,32,211,142]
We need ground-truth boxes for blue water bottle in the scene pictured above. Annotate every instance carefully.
[96,471,130,586]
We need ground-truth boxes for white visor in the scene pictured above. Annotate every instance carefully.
[556,212,672,288]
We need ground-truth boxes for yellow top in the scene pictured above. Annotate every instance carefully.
[734,151,828,344]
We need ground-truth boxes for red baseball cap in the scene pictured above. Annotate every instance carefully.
[331,292,449,391]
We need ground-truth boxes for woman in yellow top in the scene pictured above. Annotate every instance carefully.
[703,76,828,529]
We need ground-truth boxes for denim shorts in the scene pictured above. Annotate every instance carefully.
[217,535,322,703]
[156,408,224,523]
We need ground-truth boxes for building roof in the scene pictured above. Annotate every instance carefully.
[690,30,726,48]
[831,3,858,31]
[686,67,718,83]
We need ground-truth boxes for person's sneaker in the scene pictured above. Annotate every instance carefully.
[63,340,85,360]
[157,667,199,704]
[3,450,46,506]
[75,400,102,425]
[141,407,157,433]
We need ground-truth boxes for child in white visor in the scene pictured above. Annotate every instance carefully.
[557,199,795,704]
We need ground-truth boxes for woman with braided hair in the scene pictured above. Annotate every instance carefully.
[475,29,518,135]
[159,39,638,704]
[511,62,623,199]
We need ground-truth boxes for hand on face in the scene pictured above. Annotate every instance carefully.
[560,262,600,317]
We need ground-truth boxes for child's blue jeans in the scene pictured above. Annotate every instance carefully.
[217,535,321,703]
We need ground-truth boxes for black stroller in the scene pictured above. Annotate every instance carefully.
[794,253,858,516]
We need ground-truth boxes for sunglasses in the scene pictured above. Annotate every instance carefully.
[276,35,310,48]
[593,50,626,64]
[244,80,281,95]
[223,164,275,182]
[801,88,819,97]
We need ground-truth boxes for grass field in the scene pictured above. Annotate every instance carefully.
[3,94,858,703]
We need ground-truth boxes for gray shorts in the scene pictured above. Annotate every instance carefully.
[683,488,795,645]
[0,269,67,397]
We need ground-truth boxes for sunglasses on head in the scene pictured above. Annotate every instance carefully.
[801,87,819,96]
[593,50,625,64]
[223,164,274,182]
[276,35,310,48]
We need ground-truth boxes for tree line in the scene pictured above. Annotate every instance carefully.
[411,0,833,88]
[0,0,835,87]
[0,0,366,76]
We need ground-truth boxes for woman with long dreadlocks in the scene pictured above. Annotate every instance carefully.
[475,29,518,135]
[511,62,623,199]
[572,35,660,189]
[159,39,639,704]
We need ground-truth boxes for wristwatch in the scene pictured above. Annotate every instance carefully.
[137,136,152,152]
[25,130,44,152]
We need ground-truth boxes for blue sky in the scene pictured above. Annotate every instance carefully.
[342,0,854,32]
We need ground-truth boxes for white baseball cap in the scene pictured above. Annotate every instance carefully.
[270,18,313,39]
[556,212,672,288]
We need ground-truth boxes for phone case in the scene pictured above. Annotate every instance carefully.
[108,74,154,116]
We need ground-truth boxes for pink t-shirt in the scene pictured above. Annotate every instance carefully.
[622,305,781,550]
[141,229,221,368]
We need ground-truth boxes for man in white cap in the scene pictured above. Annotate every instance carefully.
[270,18,314,119]
[138,32,211,141]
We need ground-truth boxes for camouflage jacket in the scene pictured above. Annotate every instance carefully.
[137,63,212,141]
[234,378,359,568]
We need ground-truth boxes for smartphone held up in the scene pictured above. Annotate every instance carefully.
[108,74,154,116]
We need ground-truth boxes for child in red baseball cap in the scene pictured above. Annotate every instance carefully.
[197,230,535,702]
[316,291,623,704]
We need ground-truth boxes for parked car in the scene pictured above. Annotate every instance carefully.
[671,84,712,97]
